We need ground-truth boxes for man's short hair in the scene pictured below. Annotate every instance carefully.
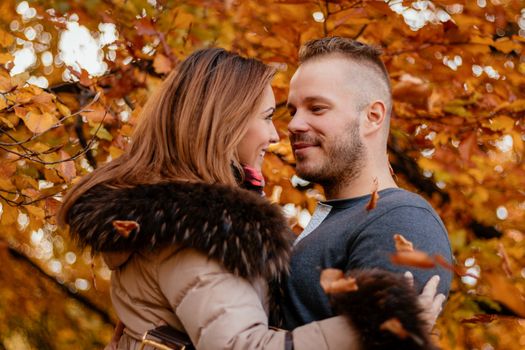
[299,37,392,115]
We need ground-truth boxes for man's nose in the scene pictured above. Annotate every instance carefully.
[287,111,309,134]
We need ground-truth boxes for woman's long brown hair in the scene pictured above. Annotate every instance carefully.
[58,48,275,226]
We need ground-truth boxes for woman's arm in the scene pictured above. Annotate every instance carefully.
[158,248,360,350]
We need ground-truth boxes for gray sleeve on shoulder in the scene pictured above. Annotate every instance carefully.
[345,205,453,296]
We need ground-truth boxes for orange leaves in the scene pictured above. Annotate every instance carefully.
[112,220,140,238]
[21,111,59,134]
[484,273,525,318]
[153,54,173,75]
[320,268,359,294]
[393,233,414,252]
[391,250,436,269]
[57,150,77,182]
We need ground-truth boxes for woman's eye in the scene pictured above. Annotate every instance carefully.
[265,114,274,121]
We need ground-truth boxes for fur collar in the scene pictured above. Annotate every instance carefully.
[67,182,292,281]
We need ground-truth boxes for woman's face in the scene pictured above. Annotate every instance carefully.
[237,84,279,172]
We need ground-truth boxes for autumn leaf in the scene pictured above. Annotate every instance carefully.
[83,104,109,123]
[366,177,379,211]
[390,250,436,269]
[57,150,77,182]
[153,54,173,74]
[22,111,59,134]
[393,234,414,252]
[320,268,358,294]
[112,220,140,238]
[0,52,13,64]
[380,318,409,339]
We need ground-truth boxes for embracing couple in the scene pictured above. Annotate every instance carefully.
[59,37,452,349]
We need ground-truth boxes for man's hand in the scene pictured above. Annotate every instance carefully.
[405,271,446,331]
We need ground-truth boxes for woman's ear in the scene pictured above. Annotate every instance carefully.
[362,100,387,137]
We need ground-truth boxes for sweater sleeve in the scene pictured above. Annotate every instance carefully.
[345,205,452,296]
[158,248,360,350]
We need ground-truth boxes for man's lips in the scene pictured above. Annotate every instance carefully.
[292,142,316,150]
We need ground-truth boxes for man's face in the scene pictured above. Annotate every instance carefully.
[287,56,366,187]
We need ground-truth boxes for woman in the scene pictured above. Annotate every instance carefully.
[59,48,440,349]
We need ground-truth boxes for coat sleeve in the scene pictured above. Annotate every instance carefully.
[157,248,361,350]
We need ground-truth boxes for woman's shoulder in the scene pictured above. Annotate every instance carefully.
[68,181,292,281]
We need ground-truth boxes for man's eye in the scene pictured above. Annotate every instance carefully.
[311,106,325,113]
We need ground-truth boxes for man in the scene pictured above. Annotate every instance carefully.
[283,37,453,329]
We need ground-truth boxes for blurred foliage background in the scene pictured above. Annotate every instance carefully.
[0,0,524,349]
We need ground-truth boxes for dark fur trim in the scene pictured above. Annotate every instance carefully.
[67,182,292,282]
[329,269,439,350]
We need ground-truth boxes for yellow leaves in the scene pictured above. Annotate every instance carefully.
[497,99,525,113]
[0,28,15,47]
[489,115,515,132]
[484,273,525,318]
[108,146,125,159]
[174,12,194,28]
[21,111,59,134]
[90,125,113,141]
[57,102,71,118]
[417,157,442,172]
[320,268,359,294]
[25,205,45,221]
[0,52,13,64]
[443,103,470,117]
[153,54,173,74]
[112,220,140,238]
[492,38,522,54]
[0,201,18,225]
[261,37,282,49]
[471,186,489,204]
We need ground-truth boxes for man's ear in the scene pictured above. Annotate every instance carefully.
[362,100,387,137]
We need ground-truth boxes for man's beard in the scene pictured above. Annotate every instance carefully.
[293,120,365,197]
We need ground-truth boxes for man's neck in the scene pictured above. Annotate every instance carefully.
[324,170,398,200]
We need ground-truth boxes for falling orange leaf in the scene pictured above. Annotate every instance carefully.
[391,250,436,268]
[393,234,414,252]
[320,268,344,292]
[112,220,140,238]
[320,268,358,294]
[366,177,380,211]
[379,318,409,339]
[434,254,478,279]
